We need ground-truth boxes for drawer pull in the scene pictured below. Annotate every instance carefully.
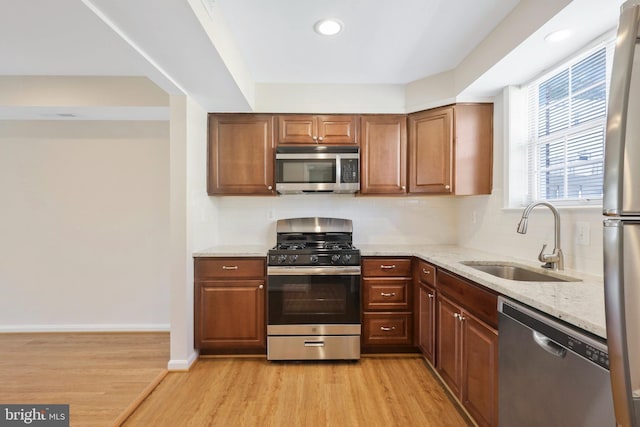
[304,341,325,347]
[422,268,431,274]
[380,264,396,270]
[380,292,396,297]
[258,285,264,289]
[380,326,396,332]
[222,265,239,270]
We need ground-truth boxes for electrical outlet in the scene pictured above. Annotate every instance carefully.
[576,222,590,246]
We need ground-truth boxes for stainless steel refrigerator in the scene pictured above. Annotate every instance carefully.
[604,1,640,426]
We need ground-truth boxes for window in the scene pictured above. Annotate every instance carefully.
[524,40,614,204]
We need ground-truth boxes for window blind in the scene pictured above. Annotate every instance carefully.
[525,39,614,204]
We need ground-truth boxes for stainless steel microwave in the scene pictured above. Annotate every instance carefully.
[275,146,360,194]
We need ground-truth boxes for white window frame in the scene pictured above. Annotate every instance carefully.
[506,33,615,209]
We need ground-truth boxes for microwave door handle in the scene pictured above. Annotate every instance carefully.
[336,154,341,185]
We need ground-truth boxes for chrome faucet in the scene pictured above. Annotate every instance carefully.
[517,201,564,270]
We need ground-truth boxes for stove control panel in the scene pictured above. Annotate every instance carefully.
[268,251,360,266]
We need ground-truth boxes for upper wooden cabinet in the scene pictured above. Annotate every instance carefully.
[408,104,493,195]
[208,114,275,196]
[277,115,358,145]
[360,115,407,195]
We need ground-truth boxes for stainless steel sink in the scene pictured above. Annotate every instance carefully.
[460,261,581,282]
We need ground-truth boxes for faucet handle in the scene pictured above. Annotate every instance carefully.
[537,244,548,263]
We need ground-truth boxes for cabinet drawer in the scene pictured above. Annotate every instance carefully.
[363,279,410,311]
[363,258,412,277]
[363,313,412,345]
[195,258,265,280]
[417,260,436,286]
[437,270,498,328]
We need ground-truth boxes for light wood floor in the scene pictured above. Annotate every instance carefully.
[0,332,169,427]
[124,355,471,427]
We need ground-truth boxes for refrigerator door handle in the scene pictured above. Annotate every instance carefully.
[604,219,640,427]
[604,1,640,215]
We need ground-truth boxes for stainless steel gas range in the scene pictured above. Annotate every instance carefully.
[266,217,361,361]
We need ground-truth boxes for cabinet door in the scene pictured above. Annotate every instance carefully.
[208,114,275,195]
[277,115,316,144]
[462,311,498,427]
[417,282,436,364]
[408,107,453,194]
[195,280,265,350]
[360,115,407,194]
[454,104,493,196]
[316,115,358,144]
[277,115,357,144]
[436,295,462,396]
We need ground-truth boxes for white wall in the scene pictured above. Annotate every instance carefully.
[213,195,458,247]
[456,90,603,276]
[0,120,171,330]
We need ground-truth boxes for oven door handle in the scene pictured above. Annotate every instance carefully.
[267,266,361,276]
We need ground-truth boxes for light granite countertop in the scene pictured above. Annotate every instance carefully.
[193,243,607,339]
[193,245,272,257]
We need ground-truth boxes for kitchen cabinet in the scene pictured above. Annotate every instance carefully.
[277,115,358,145]
[408,103,493,195]
[415,260,437,365]
[360,115,407,195]
[436,269,498,427]
[361,257,414,351]
[194,257,266,354]
[208,114,275,195]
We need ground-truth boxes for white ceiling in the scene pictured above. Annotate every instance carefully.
[214,0,520,84]
[0,0,626,114]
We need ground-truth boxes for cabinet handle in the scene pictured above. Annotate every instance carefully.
[445,184,451,190]
[380,264,396,270]
[222,265,239,270]
[401,185,406,191]
[258,285,264,289]
[422,268,431,274]
[380,292,396,297]
[454,313,465,322]
[454,313,460,320]
[428,293,434,299]
[380,326,396,332]
[312,136,318,142]
[318,136,324,142]
[267,185,273,191]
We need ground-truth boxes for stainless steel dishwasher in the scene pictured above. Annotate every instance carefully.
[498,297,615,427]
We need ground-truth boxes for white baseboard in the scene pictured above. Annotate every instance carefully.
[0,323,171,333]
[167,350,198,371]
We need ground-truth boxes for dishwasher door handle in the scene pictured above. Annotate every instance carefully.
[533,331,567,358]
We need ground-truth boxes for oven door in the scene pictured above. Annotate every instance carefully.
[267,266,361,335]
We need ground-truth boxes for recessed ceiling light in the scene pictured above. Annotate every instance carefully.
[314,19,343,36]
[544,29,572,43]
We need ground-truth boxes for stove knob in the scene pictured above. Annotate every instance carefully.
[310,255,319,264]
[331,254,341,264]
[278,254,287,264]
[288,254,298,264]
[342,254,352,264]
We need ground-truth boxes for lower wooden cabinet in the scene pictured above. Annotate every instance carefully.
[436,270,498,427]
[417,282,437,365]
[194,257,266,353]
[361,257,414,352]
[415,260,437,365]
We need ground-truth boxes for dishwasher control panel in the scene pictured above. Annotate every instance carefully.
[567,337,610,370]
